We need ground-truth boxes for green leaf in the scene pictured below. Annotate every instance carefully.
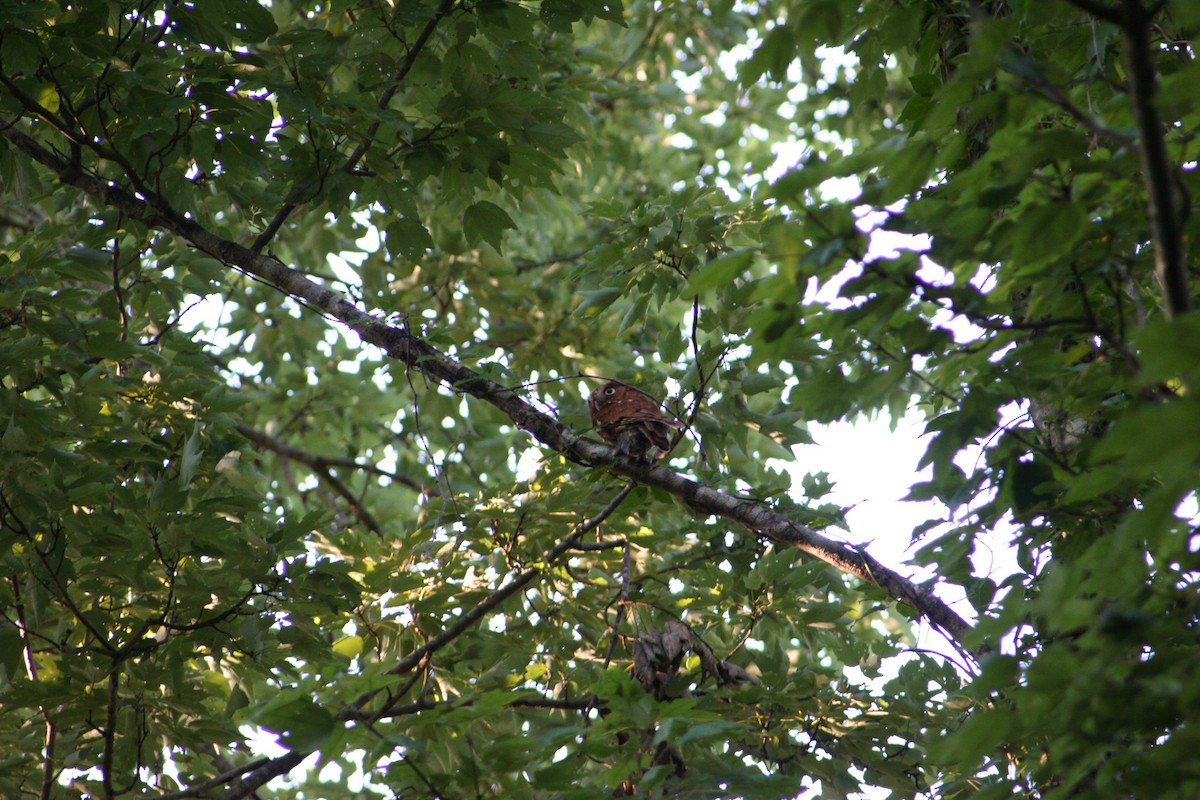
[686,250,753,296]
[463,201,516,251]
[385,217,434,261]
[1132,312,1200,386]
[1008,202,1088,269]
[179,424,204,486]
[527,121,584,155]
[575,287,622,315]
[252,696,335,752]
[331,634,364,659]
[224,0,278,42]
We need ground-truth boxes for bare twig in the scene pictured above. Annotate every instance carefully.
[864,258,1140,371]
[341,0,457,176]
[570,538,629,551]
[514,247,592,273]
[1011,51,1135,147]
[233,422,438,496]
[344,692,591,721]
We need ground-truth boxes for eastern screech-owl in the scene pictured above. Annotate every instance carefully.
[587,381,683,460]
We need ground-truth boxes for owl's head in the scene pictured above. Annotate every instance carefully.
[587,380,624,413]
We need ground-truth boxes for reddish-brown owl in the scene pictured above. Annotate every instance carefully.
[587,381,683,460]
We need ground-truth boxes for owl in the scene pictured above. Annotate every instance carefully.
[587,381,683,460]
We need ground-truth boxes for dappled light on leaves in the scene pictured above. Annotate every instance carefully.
[1,0,1198,798]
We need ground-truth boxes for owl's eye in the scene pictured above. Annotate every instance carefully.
[604,386,616,395]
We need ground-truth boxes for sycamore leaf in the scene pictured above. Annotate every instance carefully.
[463,201,516,251]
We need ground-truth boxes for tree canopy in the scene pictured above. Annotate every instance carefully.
[2,0,1199,798]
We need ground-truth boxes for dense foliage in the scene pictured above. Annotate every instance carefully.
[1,0,1198,797]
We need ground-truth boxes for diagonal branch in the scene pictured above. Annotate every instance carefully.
[1,119,979,648]
[377,481,637,683]
[153,757,270,800]
[342,0,459,176]
[217,482,638,798]
[1004,45,1135,148]
[216,752,310,800]
[232,422,433,536]
[9,115,984,799]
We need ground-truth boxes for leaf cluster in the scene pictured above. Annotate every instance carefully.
[2,0,1199,798]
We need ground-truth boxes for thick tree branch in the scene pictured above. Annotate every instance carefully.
[1120,5,1191,318]
[1064,0,1192,317]
[153,757,270,800]
[1,120,976,651]
[216,751,309,800]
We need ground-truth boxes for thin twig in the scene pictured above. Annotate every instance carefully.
[365,482,637,705]
[341,0,457,176]
[344,693,592,721]
[403,497,624,697]
[1012,52,1135,147]
[40,720,56,800]
[251,0,458,251]
[570,538,628,551]
[514,247,592,273]
[234,422,438,496]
